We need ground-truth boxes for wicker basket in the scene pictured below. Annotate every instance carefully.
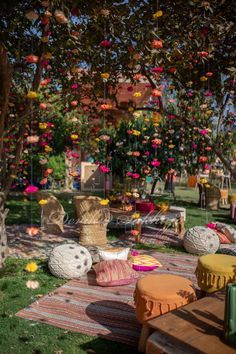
[204,185,221,210]
[73,196,110,224]
[79,223,108,246]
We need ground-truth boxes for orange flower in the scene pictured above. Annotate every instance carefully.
[152,89,162,97]
[151,40,163,49]
[131,229,140,236]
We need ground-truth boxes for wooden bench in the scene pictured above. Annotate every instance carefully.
[142,294,236,353]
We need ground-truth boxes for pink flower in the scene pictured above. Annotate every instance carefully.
[71,84,78,89]
[168,114,176,119]
[192,143,198,149]
[144,151,150,156]
[132,173,140,179]
[24,185,39,194]
[168,157,175,163]
[126,171,133,177]
[152,67,163,73]
[204,90,213,97]
[206,223,216,230]
[99,164,110,173]
[100,40,112,48]
[200,129,208,135]
[127,86,133,92]
[151,159,161,167]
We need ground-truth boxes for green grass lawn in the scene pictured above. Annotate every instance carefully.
[0,259,138,354]
[1,185,236,353]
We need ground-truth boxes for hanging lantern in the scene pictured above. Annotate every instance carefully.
[54,10,68,24]
[27,135,39,143]
[25,11,39,21]
[25,55,39,64]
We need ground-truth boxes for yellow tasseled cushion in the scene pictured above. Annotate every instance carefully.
[134,274,196,323]
[195,254,236,293]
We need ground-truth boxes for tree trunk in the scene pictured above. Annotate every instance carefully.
[64,153,73,191]
[0,194,8,268]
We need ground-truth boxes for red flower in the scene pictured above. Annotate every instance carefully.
[100,40,112,48]
[152,67,163,73]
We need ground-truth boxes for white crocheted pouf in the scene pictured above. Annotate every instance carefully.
[48,244,92,279]
[184,226,220,255]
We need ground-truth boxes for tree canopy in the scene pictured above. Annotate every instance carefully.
[0,0,235,198]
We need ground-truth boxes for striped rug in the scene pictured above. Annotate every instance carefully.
[16,251,198,347]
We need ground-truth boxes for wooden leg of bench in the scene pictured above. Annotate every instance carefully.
[138,323,151,352]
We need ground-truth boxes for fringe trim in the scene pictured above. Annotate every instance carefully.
[195,267,236,291]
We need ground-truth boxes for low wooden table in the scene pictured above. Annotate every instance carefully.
[110,207,185,241]
[142,294,236,354]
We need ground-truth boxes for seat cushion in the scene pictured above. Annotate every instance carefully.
[93,259,139,286]
[134,274,196,323]
[195,254,236,293]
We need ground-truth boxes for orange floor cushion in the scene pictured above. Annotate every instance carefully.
[134,274,196,323]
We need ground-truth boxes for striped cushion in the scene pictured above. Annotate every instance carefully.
[93,260,139,286]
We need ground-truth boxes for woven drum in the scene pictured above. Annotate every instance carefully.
[184,226,220,255]
[79,223,108,246]
[73,196,110,224]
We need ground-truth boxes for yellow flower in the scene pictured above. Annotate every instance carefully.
[109,195,116,201]
[128,107,134,112]
[100,72,110,79]
[71,66,79,73]
[27,91,38,99]
[44,145,52,152]
[44,52,52,59]
[39,122,47,129]
[132,212,140,219]
[143,127,147,131]
[95,138,100,142]
[200,76,208,82]
[71,134,78,140]
[132,130,141,136]
[206,110,213,115]
[100,199,110,205]
[145,118,150,122]
[205,184,210,188]
[153,10,163,19]
[125,192,132,197]
[133,91,142,97]
[41,36,49,43]
[38,199,47,205]
[169,144,175,149]
[25,262,38,273]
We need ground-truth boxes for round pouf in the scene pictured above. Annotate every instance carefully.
[195,254,236,293]
[184,226,220,255]
[134,274,196,324]
[48,244,92,279]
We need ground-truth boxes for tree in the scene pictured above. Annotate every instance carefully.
[0,0,235,266]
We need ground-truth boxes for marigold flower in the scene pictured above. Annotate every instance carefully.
[38,199,48,205]
[133,91,142,97]
[27,91,38,99]
[153,10,163,19]
[100,199,109,205]
[25,262,38,273]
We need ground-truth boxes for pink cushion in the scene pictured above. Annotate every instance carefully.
[93,260,139,287]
